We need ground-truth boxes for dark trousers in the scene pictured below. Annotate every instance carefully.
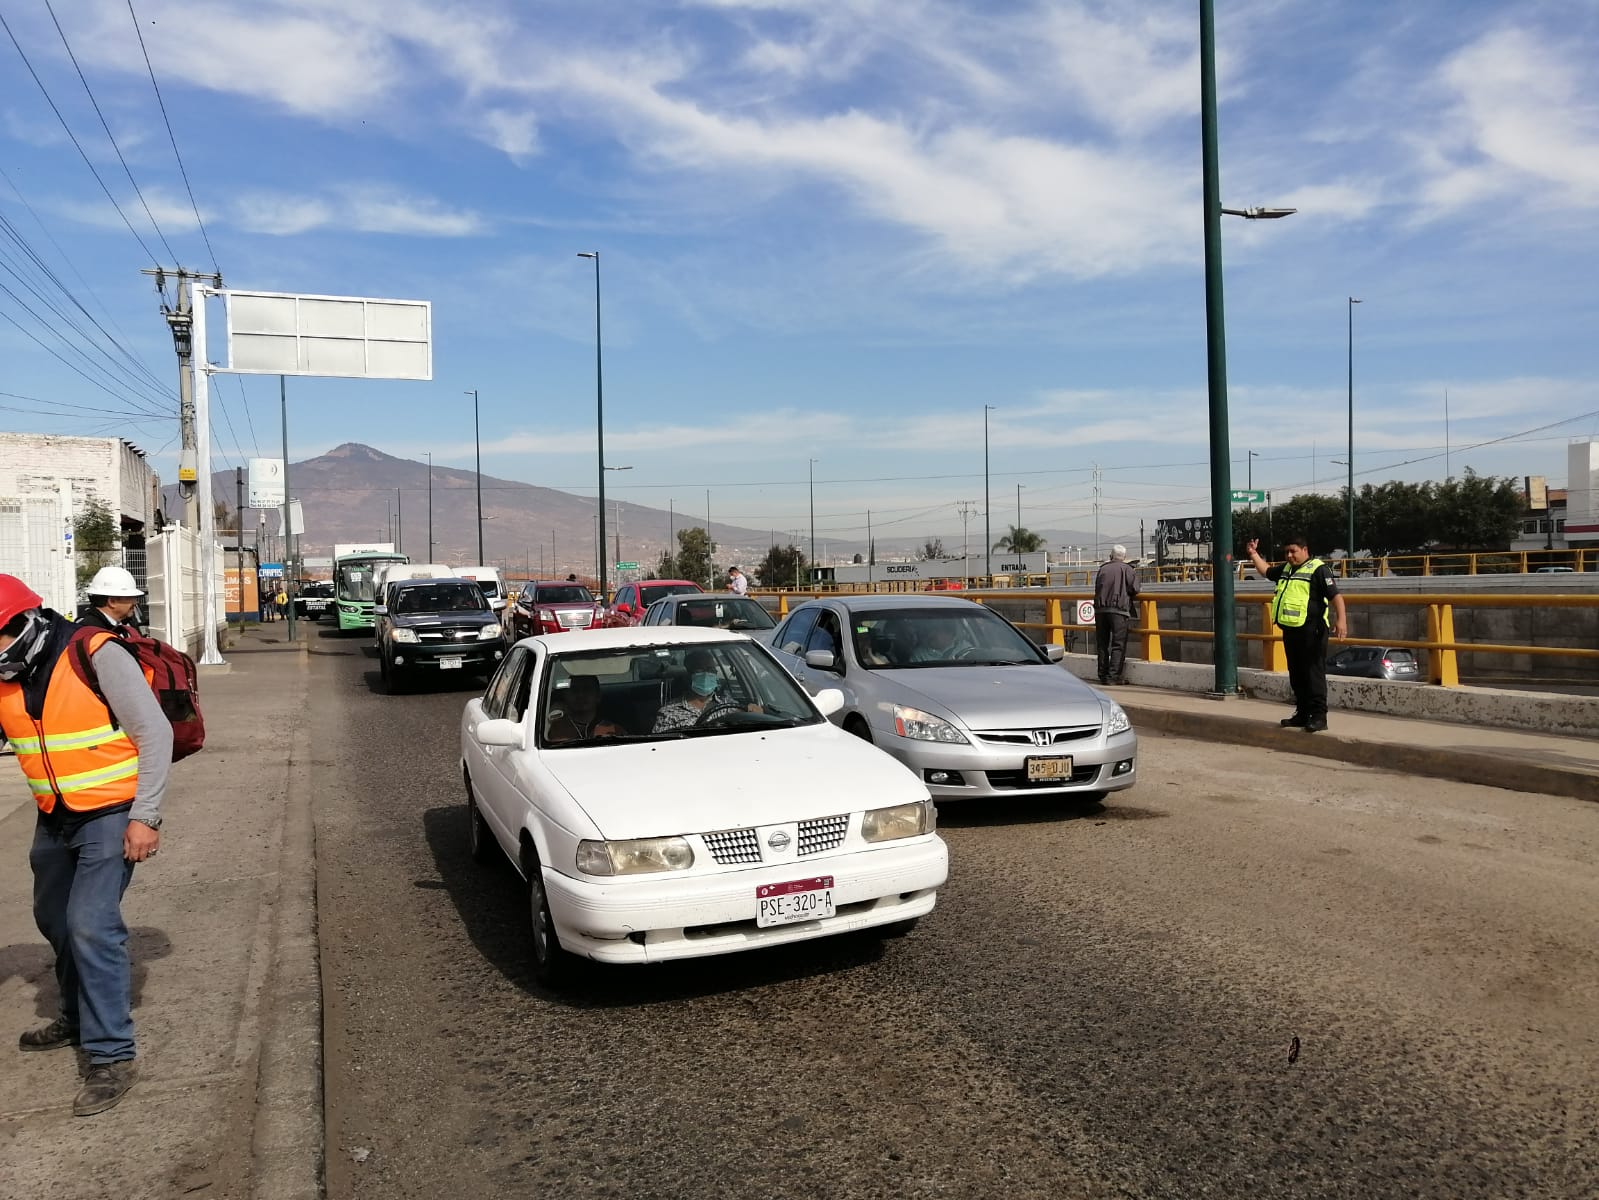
[1096,611,1130,682]
[1282,624,1329,719]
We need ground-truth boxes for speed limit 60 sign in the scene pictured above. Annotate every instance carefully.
[1076,600,1095,624]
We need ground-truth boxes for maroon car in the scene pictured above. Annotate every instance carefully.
[508,580,604,640]
[600,579,704,627]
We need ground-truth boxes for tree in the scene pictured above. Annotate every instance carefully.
[213,499,234,531]
[992,525,1045,553]
[756,543,807,588]
[918,537,945,561]
[1431,469,1522,549]
[652,549,678,580]
[74,498,118,589]
[674,527,715,588]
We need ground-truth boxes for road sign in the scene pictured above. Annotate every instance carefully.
[615,561,639,570]
[1230,489,1265,503]
[1076,599,1096,624]
[222,290,432,379]
[248,458,285,507]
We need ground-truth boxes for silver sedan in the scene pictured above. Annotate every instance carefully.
[768,595,1137,803]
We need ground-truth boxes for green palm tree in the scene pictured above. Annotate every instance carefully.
[992,525,1046,553]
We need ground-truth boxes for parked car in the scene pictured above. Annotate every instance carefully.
[509,580,605,640]
[458,626,948,986]
[376,577,506,693]
[601,579,704,627]
[293,580,334,620]
[1326,646,1422,681]
[639,592,778,644]
[768,596,1137,804]
[1534,566,1575,573]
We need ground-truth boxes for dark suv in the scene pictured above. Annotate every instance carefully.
[375,578,506,693]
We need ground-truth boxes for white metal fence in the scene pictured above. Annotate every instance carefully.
[146,526,224,656]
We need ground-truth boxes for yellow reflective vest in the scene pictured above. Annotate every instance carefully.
[1271,557,1330,629]
[0,630,138,816]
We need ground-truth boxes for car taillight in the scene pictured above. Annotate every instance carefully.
[1381,658,1392,668]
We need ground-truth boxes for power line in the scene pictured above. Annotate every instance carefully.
[125,0,218,272]
[43,0,180,263]
[0,7,160,263]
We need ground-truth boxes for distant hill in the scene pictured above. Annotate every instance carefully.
[168,443,803,575]
[168,442,1121,574]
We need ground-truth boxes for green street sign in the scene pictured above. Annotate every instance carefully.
[614,561,639,570]
[1230,489,1265,503]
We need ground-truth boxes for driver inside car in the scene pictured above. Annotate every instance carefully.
[651,649,749,732]
[909,620,974,663]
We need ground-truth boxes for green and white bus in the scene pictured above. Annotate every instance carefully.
[333,544,409,632]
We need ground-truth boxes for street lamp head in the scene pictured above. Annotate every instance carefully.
[576,251,598,259]
[1221,206,1298,220]
[1349,296,1362,304]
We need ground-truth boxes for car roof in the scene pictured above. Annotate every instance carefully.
[788,594,991,613]
[633,579,702,588]
[655,591,754,603]
[391,575,474,589]
[516,625,751,652]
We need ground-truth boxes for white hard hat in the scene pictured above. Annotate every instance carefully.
[88,565,144,597]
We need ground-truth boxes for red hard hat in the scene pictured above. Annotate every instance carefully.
[0,574,43,628]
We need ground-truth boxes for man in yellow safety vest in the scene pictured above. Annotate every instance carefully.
[1245,535,1347,732]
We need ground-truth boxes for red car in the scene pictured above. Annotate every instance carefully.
[508,580,605,640]
[601,579,705,627]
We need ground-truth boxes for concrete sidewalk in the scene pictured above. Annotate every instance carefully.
[1111,683,1599,804]
[0,625,319,1200]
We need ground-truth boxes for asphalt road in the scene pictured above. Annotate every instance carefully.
[308,632,1599,1200]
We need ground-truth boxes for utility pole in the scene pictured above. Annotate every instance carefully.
[280,374,296,641]
[706,489,713,589]
[147,269,203,529]
[983,406,994,583]
[614,498,621,568]
[426,453,433,561]
[234,468,245,620]
[956,499,976,580]
[467,389,483,564]
[395,487,402,556]
[1092,463,1103,562]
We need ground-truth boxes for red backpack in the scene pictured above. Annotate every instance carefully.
[68,626,206,762]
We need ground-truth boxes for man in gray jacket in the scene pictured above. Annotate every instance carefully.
[1093,545,1140,685]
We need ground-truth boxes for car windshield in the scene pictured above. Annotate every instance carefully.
[536,585,594,605]
[640,583,702,607]
[848,606,1044,668]
[337,566,377,603]
[671,598,775,631]
[539,641,820,746]
[472,581,501,599]
[394,583,489,615]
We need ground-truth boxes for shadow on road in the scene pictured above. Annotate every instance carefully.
[935,794,1166,827]
[360,669,488,698]
[419,805,889,1010]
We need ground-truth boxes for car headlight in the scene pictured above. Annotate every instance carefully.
[861,800,935,842]
[892,704,969,744]
[576,837,695,876]
[478,623,501,640]
[390,628,418,643]
[538,608,555,623]
[1103,700,1131,736]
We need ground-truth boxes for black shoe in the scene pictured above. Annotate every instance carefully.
[19,1015,79,1052]
[74,1059,138,1117]
[1279,713,1307,728]
[1302,717,1328,733]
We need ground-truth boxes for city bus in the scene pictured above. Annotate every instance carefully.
[333,544,409,632]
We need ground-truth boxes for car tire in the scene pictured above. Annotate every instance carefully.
[522,843,578,989]
[465,775,497,865]
[844,715,873,743]
[877,918,919,938]
[383,655,408,695]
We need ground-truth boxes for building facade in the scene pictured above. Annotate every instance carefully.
[0,432,159,543]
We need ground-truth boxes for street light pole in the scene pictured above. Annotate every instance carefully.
[467,389,483,564]
[1247,450,1258,512]
[1199,0,1236,695]
[577,251,608,597]
[1347,297,1361,558]
[808,458,817,578]
[426,452,433,559]
[983,405,995,582]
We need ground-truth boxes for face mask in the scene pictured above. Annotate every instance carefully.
[690,671,719,697]
[0,609,50,681]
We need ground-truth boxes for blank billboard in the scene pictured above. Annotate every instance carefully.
[223,290,432,380]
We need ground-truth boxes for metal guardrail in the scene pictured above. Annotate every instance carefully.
[757,586,1599,688]
[1150,548,1598,583]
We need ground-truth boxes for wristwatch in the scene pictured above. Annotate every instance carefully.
[131,817,162,831]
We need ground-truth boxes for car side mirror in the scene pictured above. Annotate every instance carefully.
[1043,644,1065,662]
[475,718,523,748]
[616,603,632,615]
[373,605,388,616]
[813,688,846,717]
[804,649,837,671]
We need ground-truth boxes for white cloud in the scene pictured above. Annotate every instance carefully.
[233,193,334,236]
[1418,26,1599,215]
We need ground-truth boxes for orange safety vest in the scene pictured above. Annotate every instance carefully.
[0,630,139,816]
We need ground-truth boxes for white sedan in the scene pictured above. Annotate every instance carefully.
[459,626,949,987]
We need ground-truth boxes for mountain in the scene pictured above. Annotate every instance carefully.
[171,443,804,576]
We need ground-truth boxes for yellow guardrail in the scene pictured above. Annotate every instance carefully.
[756,587,1599,688]
[1150,548,1598,583]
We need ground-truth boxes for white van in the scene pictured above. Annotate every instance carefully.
[454,565,508,613]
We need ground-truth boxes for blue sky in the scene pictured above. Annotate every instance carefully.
[3,0,1598,556]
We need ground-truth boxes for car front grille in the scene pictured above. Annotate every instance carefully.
[798,814,848,856]
[985,765,1101,789]
[702,827,761,865]
[558,610,593,628]
[418,628,481,641]
[972,726,1099,746]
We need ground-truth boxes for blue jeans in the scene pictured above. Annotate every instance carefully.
[30,811,137,1063]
